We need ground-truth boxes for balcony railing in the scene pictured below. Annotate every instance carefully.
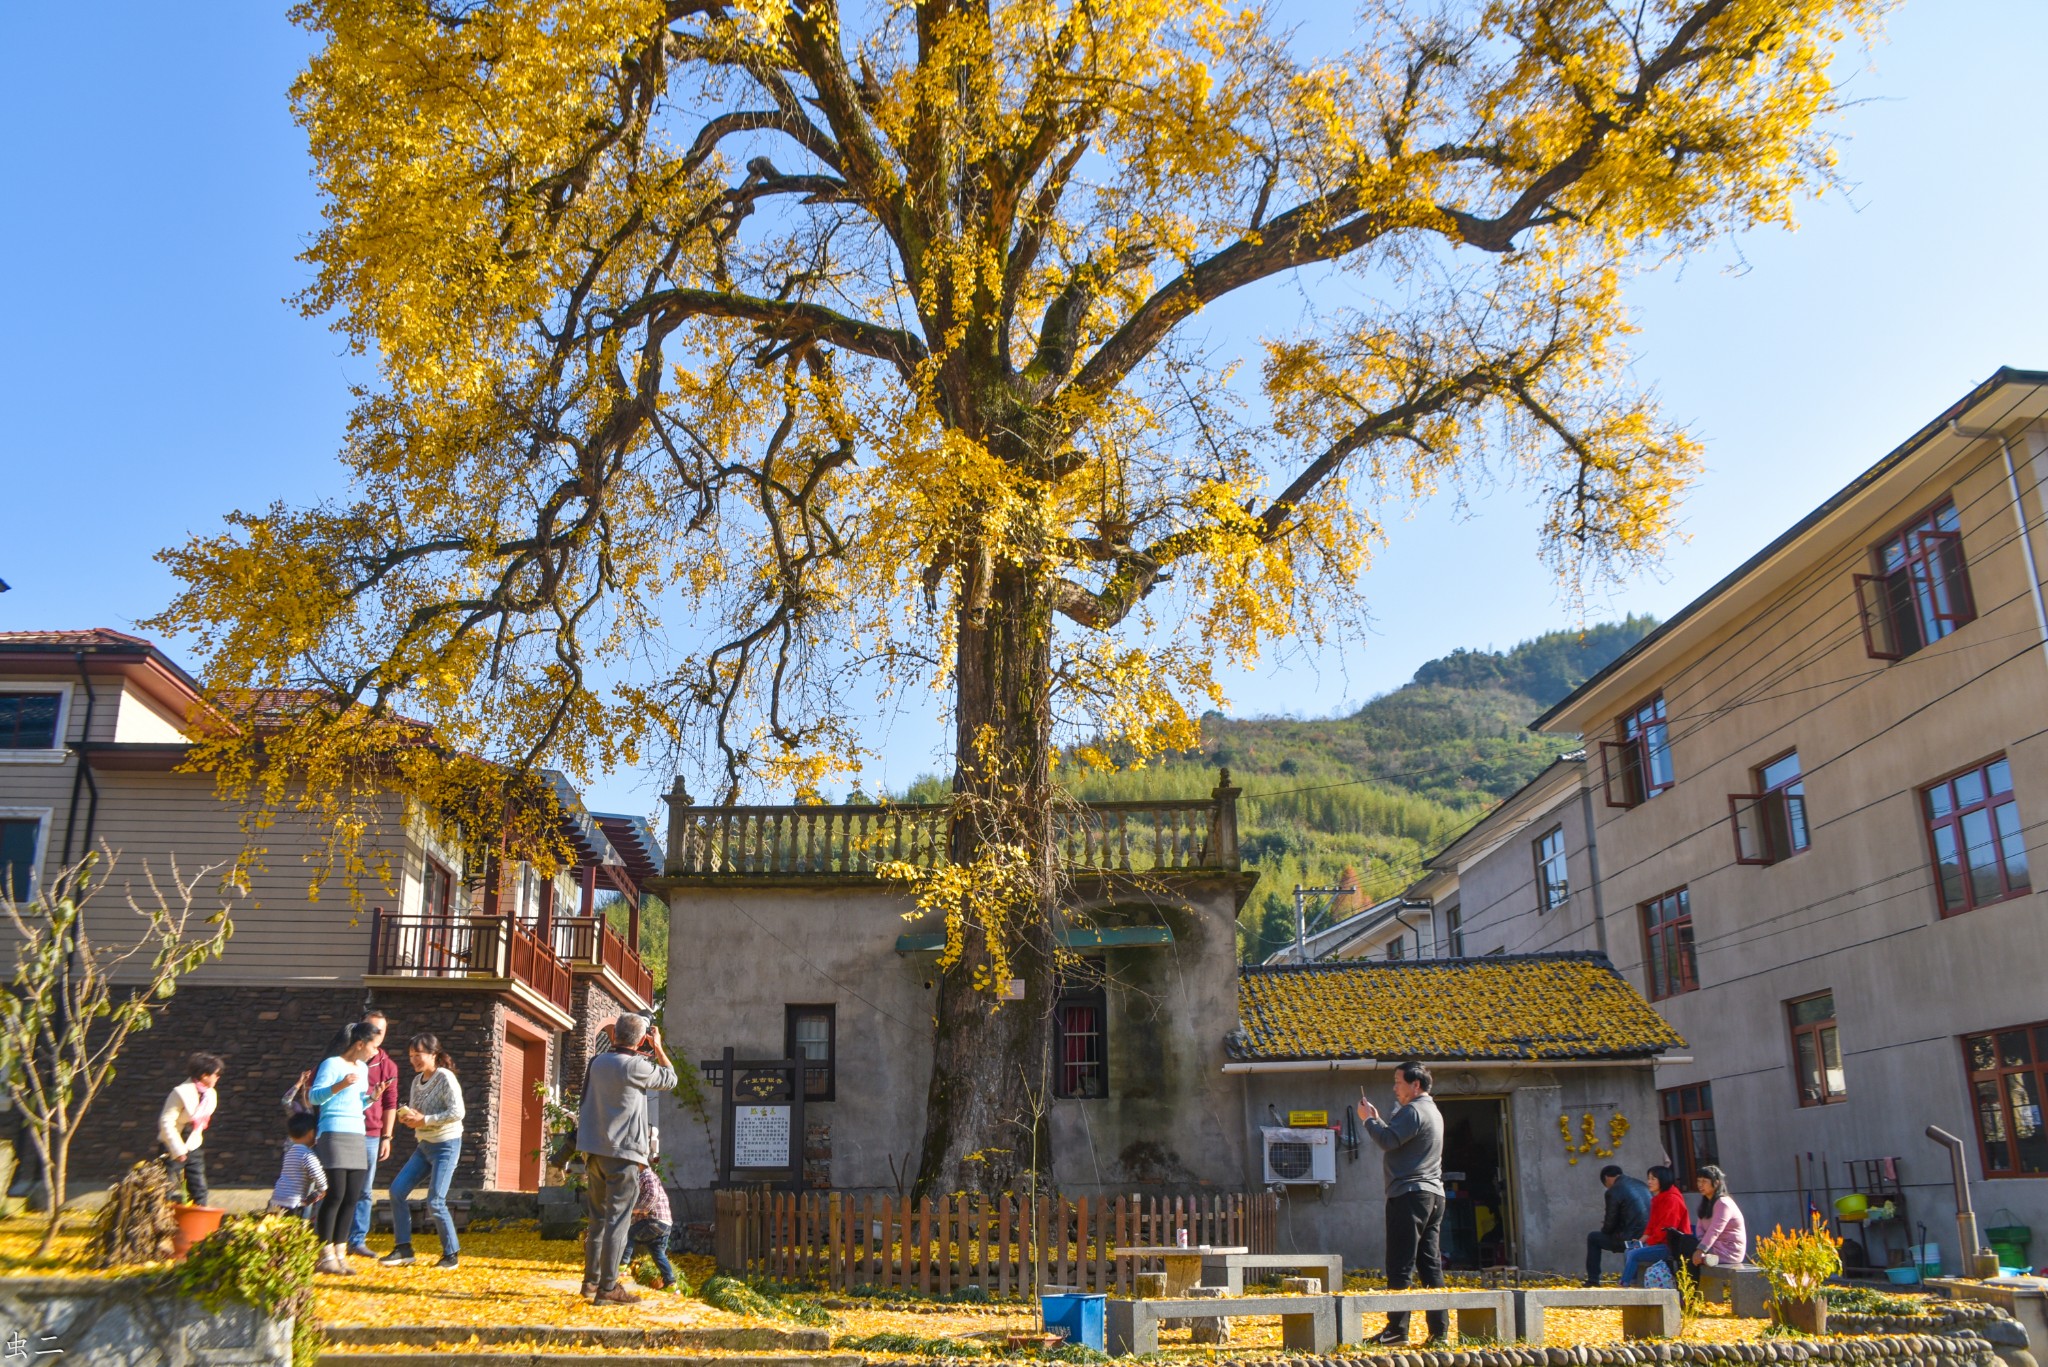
[367,909,573,1016]
[553,915,655,1005]
[665,774,1241,879]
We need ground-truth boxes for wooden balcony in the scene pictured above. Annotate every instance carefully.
[365,909,576,1029]
[552,915,656,1010]
[664,773,1241,881]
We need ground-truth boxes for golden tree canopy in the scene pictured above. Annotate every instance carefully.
[157,0,1883,816]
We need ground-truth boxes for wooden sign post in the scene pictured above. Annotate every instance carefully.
[704,1046,807,1190]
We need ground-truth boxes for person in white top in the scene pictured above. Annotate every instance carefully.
[158,1052,224,1206]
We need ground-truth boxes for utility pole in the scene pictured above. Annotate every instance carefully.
[1290,885,1351,963]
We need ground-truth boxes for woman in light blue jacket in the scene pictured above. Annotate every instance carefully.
[309,1023,378,1275]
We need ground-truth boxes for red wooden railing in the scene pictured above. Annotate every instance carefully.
[368,908,573,1015]
[552,916,655,1005]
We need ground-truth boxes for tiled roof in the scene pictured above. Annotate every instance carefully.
[1229,953,1685,1063]
[0,628,156,650]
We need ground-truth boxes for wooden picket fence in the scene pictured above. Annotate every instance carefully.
[714,1189,1278,1294]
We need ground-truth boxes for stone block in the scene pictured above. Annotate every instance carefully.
[1133,1272,1168,1299]
[1697,1263,1770,1318]
[1200,1251,1343,1296]
[1338,1289,1515,1344]
[1514,1287,1679,1345]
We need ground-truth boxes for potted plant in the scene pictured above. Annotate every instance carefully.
[1754,1215,1843,1334]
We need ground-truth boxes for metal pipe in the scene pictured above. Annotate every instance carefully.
[1952,420,2048,670]
[1926,1124,1982,1263]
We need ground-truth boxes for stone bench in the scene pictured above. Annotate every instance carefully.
[1201,1252,1344,1295]
[1339,1290,1515,1343]
[1698,1263,1770,1318]
[1106,1294,1336,1356]
[1514,1287,1680,1345]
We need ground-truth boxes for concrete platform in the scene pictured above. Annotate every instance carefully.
[1339,1289,1515,1342]
[1107,1293,1336,1355]
[1201,1251,1344,1294]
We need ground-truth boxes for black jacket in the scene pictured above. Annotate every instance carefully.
[1601,1174,1652,1240]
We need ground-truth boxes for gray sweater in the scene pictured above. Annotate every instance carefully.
[1364,1093,1445,1198]
[575,1051,678,1166]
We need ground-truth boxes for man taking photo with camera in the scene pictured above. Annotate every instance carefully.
[576,1015,677,1305]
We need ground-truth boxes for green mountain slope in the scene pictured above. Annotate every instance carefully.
[1055,616,1658,959]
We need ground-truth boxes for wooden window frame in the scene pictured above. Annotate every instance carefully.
[1856,497,1975,661]
[785,1004,836,1102]
[1603,694,1674,808]
[1533,823,1569,911]
[1962,1022,2048,1179]
[0,814,46,903]
[1729,749,1811,866]
[1922,755,2030,917]
[0,685,70,763]
[1787,991,1846,1107]
[1053,962,1108,1100]
[1639,886,1697,1001]
[1659,1083,1719,1184]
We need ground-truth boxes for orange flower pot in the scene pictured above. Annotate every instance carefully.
[170,1203,225,1259]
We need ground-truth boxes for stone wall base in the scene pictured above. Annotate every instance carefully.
[0,1275,290,1367]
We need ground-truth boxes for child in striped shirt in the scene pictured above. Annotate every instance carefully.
[269,1112,328,1218]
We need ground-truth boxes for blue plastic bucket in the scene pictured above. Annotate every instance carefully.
[1041,1292,1107,1351]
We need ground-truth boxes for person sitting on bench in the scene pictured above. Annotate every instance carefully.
[1620,1166,1692,1286]
[1586,1163,1650,1286]
[1688,1165,1747,1269]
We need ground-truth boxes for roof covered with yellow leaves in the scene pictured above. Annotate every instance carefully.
[1229,953,1686,1062]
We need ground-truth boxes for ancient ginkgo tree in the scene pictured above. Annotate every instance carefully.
[155,0,1884,1193]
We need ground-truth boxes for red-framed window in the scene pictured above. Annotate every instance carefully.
[1856,499,1974,660]
[1660,1083,1719,1183]
[1923,756,2030,916]
[1640,887,1696,1001]
[786,1004,836,1101]
[1534,824,1569,911]
[1603,694,1675,808]
[1963,1023,2048,1178]
[1054,961,1107,1099]
[1730,750,1811,866]
[1788,991,1846,1106]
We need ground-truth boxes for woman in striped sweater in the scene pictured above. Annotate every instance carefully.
[379,1033,466,1269]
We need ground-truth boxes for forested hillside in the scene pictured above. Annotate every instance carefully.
[1041,617,1657,960]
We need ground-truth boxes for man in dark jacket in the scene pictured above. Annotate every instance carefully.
[1586,1164,1652,1285]
[1358,1061,1446,1346]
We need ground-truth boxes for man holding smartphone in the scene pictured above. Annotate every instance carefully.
[1357,1062,1446,1346]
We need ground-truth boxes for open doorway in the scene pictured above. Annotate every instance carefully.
[1437,1098,1514,1268]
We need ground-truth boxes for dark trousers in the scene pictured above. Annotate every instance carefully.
[1384,1190,1447,1337]
[1586,1230,1627,1285]
[163,1150,208,1206]
[624,1218,675,1285]
[582,1156,640,1292]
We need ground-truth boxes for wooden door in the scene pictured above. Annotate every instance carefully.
[496,1028,545,1190]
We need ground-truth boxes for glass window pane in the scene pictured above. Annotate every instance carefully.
[1932,825,1966,910]
[1791,994,1835,1026]
[2008,1073,2048,1174]
[1699,1082,1713,1111]
[0,820,36,902]
[1796,1032,1821,1102]
[1934,501,1960,533]
[1820,1025,1846,1098]
[1956,769,1987,809]
[1996,802,2029,892]
[2000,1031,2033,1069]
[1969,1033,2000,1073]
[1989,758,2013,794]
[1675,921,1696,991]
[1962,808,2003,903]
[1927,784,1953,819]
[1761,753,1803,790]
[1644,724,1674,788]
[1977,1080,2009,1169]
[1786,791,1811,851]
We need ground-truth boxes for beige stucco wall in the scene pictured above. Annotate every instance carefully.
[1536,418,2048,1270]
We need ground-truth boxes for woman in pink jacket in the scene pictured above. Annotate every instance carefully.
[1690,1165,1748,1267]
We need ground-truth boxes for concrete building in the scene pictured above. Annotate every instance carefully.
[1452,367,2048,1274]
[0,629,658,1191]
[654,776,1686,1276]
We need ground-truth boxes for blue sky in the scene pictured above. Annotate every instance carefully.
[4,3,2045,818]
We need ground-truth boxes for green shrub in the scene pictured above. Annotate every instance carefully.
[699,1273,832,1325]
[172,1214,322,1367]
[838,1330,990,1356]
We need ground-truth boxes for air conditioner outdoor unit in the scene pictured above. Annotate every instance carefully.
[1261,1126,1337,1185]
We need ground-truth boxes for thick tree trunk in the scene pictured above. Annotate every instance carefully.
[913,563,1062,1197]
